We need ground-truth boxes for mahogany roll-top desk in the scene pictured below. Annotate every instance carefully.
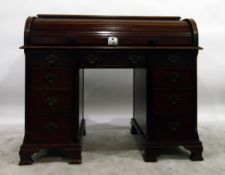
[19,14,203,165]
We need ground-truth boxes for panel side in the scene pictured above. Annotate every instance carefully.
[133,68,147,135]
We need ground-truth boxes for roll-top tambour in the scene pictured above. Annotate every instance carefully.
[23,14,198,47]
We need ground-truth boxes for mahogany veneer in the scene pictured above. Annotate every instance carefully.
[19,14,203,165]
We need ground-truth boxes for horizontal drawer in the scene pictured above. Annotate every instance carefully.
[28,51,78,66]
[30,91,74,113]
[151,115,195,140]
[28,115,74,143]
[152,89,195,114]
[79,52,146,68]
[31,68,74,90]
[151,51,196,68]
[151,68,195,88]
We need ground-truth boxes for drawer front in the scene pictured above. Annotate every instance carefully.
[80,52,146,68]
[151,68,195,88]
[151,115,195,140]
[30,92,74,113]
[29,115,74,143]
[152,89,195,114]
[28,51,77,66]
[151,52,196,68]
[31,68,74,90]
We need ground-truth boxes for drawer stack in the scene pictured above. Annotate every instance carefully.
[149,50,197,140]
[26,50,78,143]
[20,49,84,165]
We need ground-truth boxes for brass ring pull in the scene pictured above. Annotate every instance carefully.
[168,54,179,64]
[86,54,98,64]
[44,97,57,107]
[167,120,180,131]
[168,72,179,83]
[46,122,58,133]
[167,94,180,105]
[44,72,58,83]
[45,54,59,64]
[129,55,141,64]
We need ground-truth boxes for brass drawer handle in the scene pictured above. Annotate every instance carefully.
[129,55,141,64]
[168,72,180,83]
[167,94,180,105]
[167,120,180,131]
[168,54,179,64]
[45,54,59,64]
[86,54,98,64]
[46,122,58,133]
[44,97,57,107]
[44,72,58,83]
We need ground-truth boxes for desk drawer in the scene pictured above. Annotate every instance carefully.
[151,115,195,140]
[80,52,146,67]
[151,68,195,88]
[28,51,77,66]
[31,68,74,90]
[30,91,74,113]
[151,51,196,68]
[29,115,74,143]
[152,89,195,114]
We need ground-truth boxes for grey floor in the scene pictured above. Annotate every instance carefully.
[0,121,225,175]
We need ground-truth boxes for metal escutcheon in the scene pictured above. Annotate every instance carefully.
[108,36,118,46]
[168,54,179,64]
[44,72,58,83]
[45,53,59,64]
[46,122,58,133]
[167,120,180,131]
[86,54,98,64]
[44,97,57,107]
[167,94,180,105]
[129,55,141,64]
[168,72,179,83]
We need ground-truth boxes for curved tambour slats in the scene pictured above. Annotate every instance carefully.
[182,18,199,46]
[23,15,199,47]
[31,19,190,31]
[24,16,37,45]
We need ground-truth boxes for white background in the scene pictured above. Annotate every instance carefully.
[0,0,225,125]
